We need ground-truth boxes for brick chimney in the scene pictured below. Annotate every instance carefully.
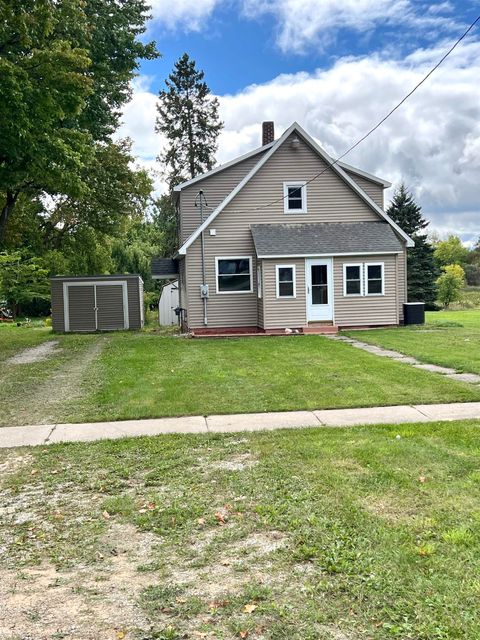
[262,121,275,146]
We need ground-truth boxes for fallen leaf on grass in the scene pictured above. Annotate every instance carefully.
[243,603,257,614]
[215,512,227,525]
[419,476,427,483]
[102,510,111,520]
[221,559,230,566]
[209,599,230,610]
[116,631,126,639]
[239,631,249,638]
[197,517,206,526]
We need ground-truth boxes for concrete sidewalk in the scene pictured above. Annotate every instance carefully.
[1,402,480,449]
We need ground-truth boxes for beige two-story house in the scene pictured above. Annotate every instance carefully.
[153,122,414,334]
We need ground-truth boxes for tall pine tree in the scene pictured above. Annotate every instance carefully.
[156,53,223,191]
[386,184,438,308]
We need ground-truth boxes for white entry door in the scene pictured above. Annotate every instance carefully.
[305,259,333,321]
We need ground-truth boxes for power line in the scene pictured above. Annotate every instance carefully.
[217,14,480,216]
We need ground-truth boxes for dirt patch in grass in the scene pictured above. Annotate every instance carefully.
[208,452,258,472]
[6,340,60,365]
[361,494,421,524]
[0,523,161,640]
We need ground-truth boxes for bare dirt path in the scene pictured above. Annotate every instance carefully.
[1,337,107,427]
[6,340,61,365]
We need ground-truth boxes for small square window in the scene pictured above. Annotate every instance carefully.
[284,182,307,213]
[276,265,296,298]
[344,264,362,296]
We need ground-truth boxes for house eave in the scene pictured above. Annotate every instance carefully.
[257,251,403,259]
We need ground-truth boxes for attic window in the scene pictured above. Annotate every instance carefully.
[283,182,307,213]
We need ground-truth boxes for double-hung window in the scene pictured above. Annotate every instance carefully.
[283,182,307,213]
[343,264,363,296]
[276,265,296,298]
[365,263,384,295]
[216,257,252,294]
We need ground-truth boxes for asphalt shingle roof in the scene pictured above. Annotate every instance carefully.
[250,222,404,257]
[151,258,179,278]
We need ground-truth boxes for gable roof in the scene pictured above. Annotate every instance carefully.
[251,222,404,257]
[177,122,414,255]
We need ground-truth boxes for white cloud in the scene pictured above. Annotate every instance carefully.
[118,40,480,239]
[249,1,457,53]
[148,0,220,31]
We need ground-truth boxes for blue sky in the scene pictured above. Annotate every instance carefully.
[143,0,478,94]
[119,1,480,241]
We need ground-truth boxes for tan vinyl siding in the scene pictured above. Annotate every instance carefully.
[333,254,398,327]
[344,171,384,209]
[187,240,258,328]
[214,133,380,225]
[397,249,407,322]
[179,151,267,243]
[262,259,306,329]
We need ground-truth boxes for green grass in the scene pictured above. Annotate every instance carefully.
[344,309,480,374]
[67,331,480,422]
[2,316,480,426]
[2,421,480,638]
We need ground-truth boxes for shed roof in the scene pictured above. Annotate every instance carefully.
[251,222,404,257]
[151,258,179,279]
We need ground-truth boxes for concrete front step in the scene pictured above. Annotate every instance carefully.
[303,325,339,335]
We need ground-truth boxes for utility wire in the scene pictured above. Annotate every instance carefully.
[217,14,480,216]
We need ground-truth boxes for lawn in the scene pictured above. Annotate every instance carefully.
[2,322,480,427]
[2,421,480,639]
[343,309,480,375]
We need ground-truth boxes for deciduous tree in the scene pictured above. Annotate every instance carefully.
[436,264,465,308]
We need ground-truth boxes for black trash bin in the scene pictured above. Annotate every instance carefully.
[403,302,425,325]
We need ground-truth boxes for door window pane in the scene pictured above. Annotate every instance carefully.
[312,285,328,304]
[311,265,327,285]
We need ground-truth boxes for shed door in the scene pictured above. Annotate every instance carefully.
[67,285,96,332]
[96,284,127,331]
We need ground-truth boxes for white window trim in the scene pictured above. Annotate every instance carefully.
[215,256,253,295]
[276,264,297,299]
[343,263,363,297]
[365,262,385,296]
[283,181,307,214]
[257,264,262,299]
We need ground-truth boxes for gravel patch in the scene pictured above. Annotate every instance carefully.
[7,341,60,364]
